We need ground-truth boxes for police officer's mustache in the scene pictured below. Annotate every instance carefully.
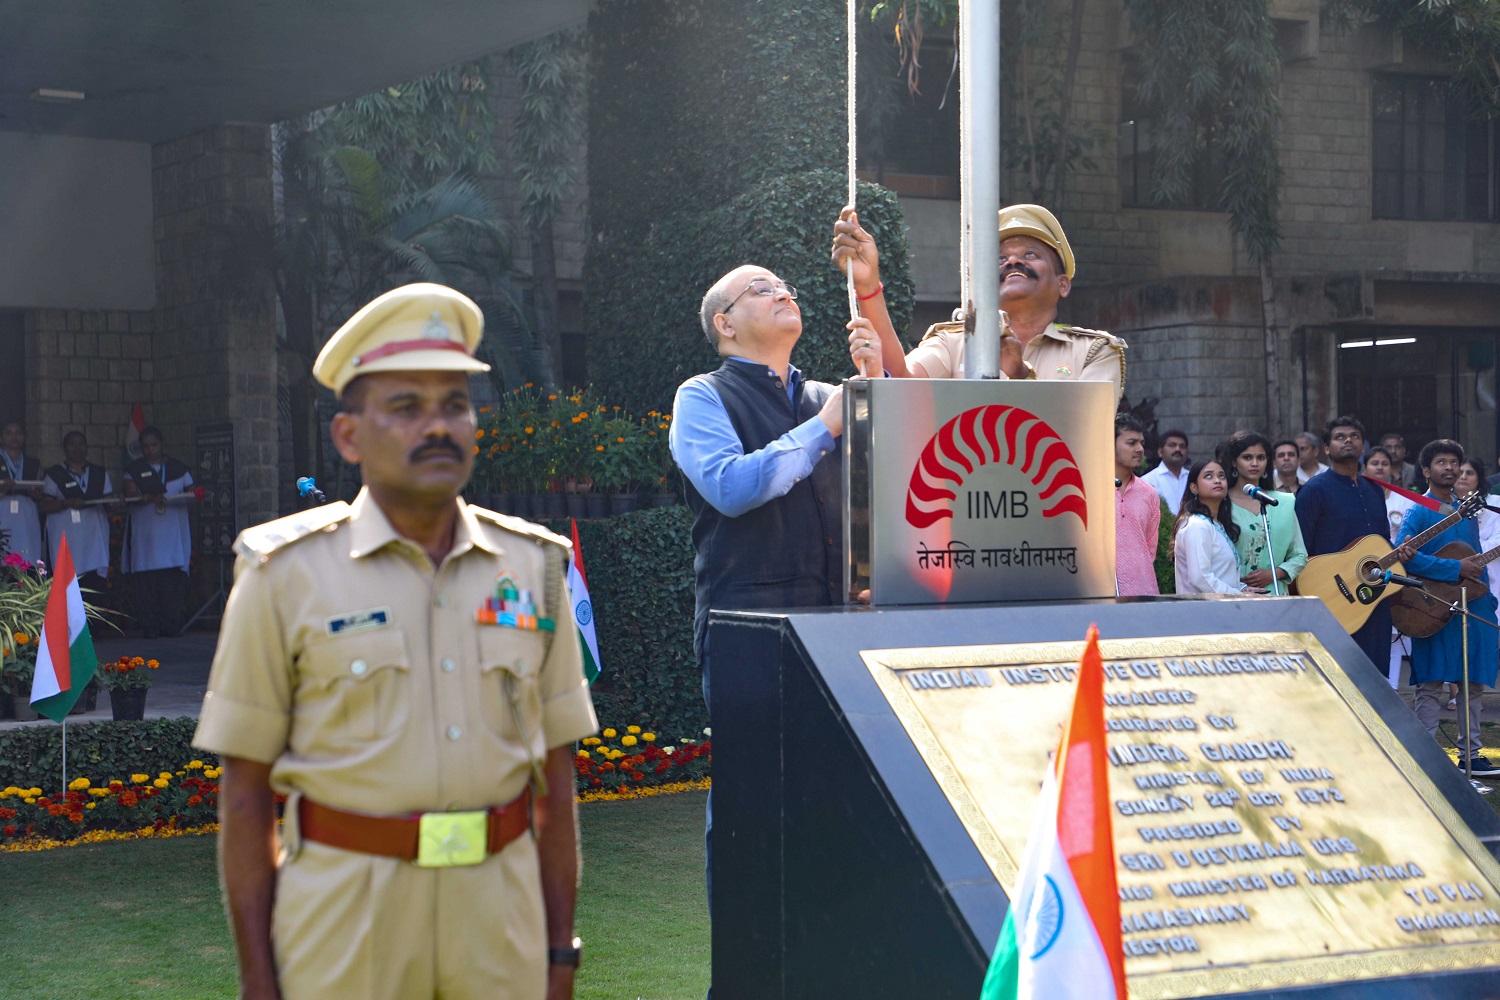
[1002,263,1039,281]
[410,439,465,463]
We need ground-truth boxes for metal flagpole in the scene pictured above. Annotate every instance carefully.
[959,0,1001,378]
[61,718,67,792]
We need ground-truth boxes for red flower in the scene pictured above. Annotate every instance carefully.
[36,797,51,807]
[119,792,139,808]
[67,811,84,824]
[590,778,602,787]
[654,763,670,774]
[46,804,65,817]
[187,795,202,807]
[0,808,15,820]
[1,825,15,836]
[631,771,645,782]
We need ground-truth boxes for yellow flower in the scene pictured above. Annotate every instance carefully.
[0,787,16,799]
[626,725,641,734]
[576,749,591,759]
[85,802,95,810]
[608,749,625,761]
[130,774,149,785]
[23,797,35,805]
[621,735,638,747]
[602,728,617,738]
[88,788,108,798]
[187,760,204,770]
[642,733,657,742]
[582,737,602,746]
[28,787,41,797]
[68,778,90,791]
[158,772,172,780]
[152,779,170,789]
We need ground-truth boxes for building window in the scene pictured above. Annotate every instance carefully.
[1118,66,1227,211]
[1372,75,1499,221]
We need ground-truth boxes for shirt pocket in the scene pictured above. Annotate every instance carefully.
[297,629,411,746]
[477,628,548,753]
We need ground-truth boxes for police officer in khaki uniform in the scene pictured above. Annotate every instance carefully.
[833,203,1126,401]
[194,283,597,1000]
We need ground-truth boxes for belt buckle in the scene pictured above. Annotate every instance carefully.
[415,810,488,868]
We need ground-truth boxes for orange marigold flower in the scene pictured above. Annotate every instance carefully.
[595,445,604,452]
[68,811,84,824]
[131,656,145,666]
[13,632,29,645]
[147,659,159,669]
[119,792,138,808]
[187,795,203,807]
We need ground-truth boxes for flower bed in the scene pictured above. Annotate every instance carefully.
[575,725,711,794]
[0,724,712,848]
[0,761,221,845]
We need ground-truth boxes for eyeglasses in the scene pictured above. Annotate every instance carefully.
[723,279,798,313]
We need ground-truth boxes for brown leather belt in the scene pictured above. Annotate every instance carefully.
[298,788,532,862]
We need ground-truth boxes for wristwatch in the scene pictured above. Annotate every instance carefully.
[548,937,583,967]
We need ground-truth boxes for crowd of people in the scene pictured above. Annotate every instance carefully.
[0,419,195,638]
[1115,414,1499,782]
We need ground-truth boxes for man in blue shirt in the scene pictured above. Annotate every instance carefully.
[1295,415,1414,670]
[1394,439,1500,776]
[671,264,875,988]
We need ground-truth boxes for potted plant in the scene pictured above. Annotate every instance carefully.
[100,655,159,720]
[643,410,679,506]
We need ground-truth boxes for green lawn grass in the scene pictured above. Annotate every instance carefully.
[0,791,710,1000]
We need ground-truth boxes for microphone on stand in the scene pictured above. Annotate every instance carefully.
[296,476,329,505]
[1243,484,1280,506]
[1383,570,1426,589]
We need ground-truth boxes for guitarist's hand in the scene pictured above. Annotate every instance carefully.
[1460,554,1486,582]
[1241,569,1280,589]
[1392,541,1417,564]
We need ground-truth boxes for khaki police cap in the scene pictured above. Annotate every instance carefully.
[313,283,490,396]
[998,204,1075,279]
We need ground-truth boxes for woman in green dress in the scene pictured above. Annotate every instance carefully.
[1221,431,1308,596]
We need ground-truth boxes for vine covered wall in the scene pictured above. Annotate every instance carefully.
[586,0,916,413]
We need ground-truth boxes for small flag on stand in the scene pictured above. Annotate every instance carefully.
[980,624,1126,1000]
[568,519,602,684]
[122,401,146,465]
[29,536,100,723]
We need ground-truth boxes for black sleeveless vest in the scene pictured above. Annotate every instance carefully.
[682,360,844,661]
[45,463,107,500]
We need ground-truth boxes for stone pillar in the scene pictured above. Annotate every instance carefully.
[150,124,278,535]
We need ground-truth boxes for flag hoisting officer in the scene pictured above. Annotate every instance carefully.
[194,283,598,1000]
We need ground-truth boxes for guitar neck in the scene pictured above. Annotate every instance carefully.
[1382,507,1466,569]
[1476,541,1500,571]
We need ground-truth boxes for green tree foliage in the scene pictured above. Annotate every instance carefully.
[1121,0,1283,262]
[320,63,497,196]
[1327,0,1500,117]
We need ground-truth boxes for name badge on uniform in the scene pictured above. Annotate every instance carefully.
[70,509,81,523]
[325,607,391,636]
[8,500,16,514]
[475,572,555,632]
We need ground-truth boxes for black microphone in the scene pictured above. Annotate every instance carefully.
[1383,571,1426,589]
[296,476,328,505]
[1243,484,1280,506]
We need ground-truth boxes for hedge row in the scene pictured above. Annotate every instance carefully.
[0,719,216,794]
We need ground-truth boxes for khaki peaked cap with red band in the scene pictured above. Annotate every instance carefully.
[313,283,490,396]
[998,203,1076,279]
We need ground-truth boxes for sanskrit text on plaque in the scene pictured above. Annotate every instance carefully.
[863,634,1500,997]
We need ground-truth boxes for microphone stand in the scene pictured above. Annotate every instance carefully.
[1255,495,1281,596]
[1396,583,1498,785]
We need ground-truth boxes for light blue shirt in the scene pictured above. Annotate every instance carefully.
[669,358,839,518]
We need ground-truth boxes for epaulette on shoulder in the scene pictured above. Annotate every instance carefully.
[920,319,965,343]
[1058,324,1127,347]
[471,507,572,552]
[233,502,353,563]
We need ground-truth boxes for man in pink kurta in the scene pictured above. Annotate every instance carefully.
[1114,415,1161,596]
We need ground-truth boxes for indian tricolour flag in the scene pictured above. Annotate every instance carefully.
[980,625,1126,1000]
[29,535,100,723]
[123,401,147,465]
[568,519,602,684]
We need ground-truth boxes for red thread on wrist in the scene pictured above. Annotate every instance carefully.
[856,282,884,302]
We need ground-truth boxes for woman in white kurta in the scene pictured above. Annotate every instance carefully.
[1174,459,1266,595]
[39,432,113,582]
[122,427,195,637]
[1366,446,1414,687]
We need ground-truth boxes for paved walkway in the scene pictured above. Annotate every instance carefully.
[0,631,219,730]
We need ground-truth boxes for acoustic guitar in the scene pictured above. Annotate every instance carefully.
[1389,539,1498,638]
[1293,490,1485,634]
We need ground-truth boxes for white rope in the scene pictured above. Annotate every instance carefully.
[957,9,970,320]
[847,0,865,376]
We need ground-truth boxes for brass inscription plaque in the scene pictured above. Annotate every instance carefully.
[862,632,1500,997]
